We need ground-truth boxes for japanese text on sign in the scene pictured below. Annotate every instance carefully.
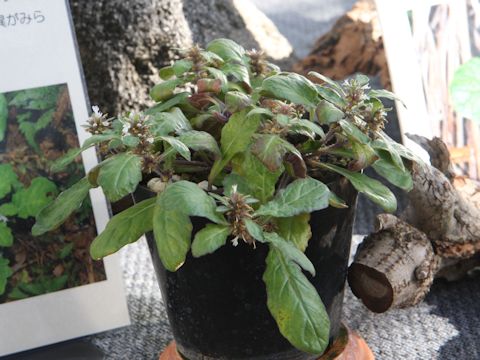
[0,11,46,27]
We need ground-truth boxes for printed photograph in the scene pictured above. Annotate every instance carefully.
[0,83,106,304]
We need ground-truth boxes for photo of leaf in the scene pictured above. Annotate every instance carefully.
[0,83,105,303]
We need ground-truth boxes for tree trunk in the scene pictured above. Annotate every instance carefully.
[69,0,292,114]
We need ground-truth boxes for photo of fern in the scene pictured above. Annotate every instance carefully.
[0,83,106,304]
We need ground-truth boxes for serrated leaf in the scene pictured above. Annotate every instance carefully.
[255,177,330,217]
[338,119,370,144]
[0,222,13,247]
[232,152,282,203]
[372,152,413,191]
[206,38,246,63]
[209,110,260,182]
[32,178,92,236]
[276,214,311,252]
[263,244,329,354]
[191,224,231,257]
[320,163,397,212]
[158,181,226,224]
[0,164,20,199]
[178,130,221,158]
[97,154,142,202]
[160,136,191,161]
[13,177,57,219]
[262,73,319,108]
[149,107,192,136]
[0,257,12,295]
[0,94,8,142]
[315,100,344,124]
[90,198,155,259]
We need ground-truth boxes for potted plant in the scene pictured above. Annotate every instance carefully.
[33,39,417,359]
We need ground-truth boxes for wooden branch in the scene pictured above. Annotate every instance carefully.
[349,214,439,313]
[349,135,480,313]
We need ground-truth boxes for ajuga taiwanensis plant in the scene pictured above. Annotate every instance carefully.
[33,39,419,354]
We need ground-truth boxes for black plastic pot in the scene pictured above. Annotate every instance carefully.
[135,180,357,360]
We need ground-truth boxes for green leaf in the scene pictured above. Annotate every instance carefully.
[178,130,221,158]
[0,257,13,295]
[315,86,347,108]
[149,107,192,136]
[153,208,192,271]
[0,222,13,247]
[339,119,370,144]
[315,100,344,124]
[13,177,57,219]
[58,243,74,259]
[320,163,397,212]
[0,203,17,216]
[371,135,405,172]
[262,73,319,108]
[289,119,325,138]
[150,79,183,102]
[225,91,252,112]
[263,243,329,354]
[209,110,260,182]
[191,224,231,257]
[97,154,142,202]
[173,59,193,76]
[90,198,155,259]
[159,66,174,80]
[122,135,140,147]
[251,134,290,171]
[222,173,252,197]
[206,38,246,63]
[32,178,92,236]
[276,214,311,252]
[328,192,348,209]
[0,94,7,142]
[160,136,191,161]
[255,177,330,217]
[451,58,480,120]
[207,67,228,90]
[369,89,405,107]
[158,181,226,224]
[0,164,20,199]
[146,92,190,115]
[263,232,315,276]
[372,153,413,191]
[308,71,344,94]
[232,152,282,203]
[244,218,265,242]
[222,63,251,86]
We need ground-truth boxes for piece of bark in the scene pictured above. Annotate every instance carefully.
[348,214,439,313]
[293,0,390,90]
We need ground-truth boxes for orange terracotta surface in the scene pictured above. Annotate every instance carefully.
[159,326,374,360]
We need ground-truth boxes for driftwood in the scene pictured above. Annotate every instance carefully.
[293,0,390,90]
[349,135,480,313]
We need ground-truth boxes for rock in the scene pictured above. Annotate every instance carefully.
[69,0,292,115]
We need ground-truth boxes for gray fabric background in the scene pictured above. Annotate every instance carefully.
[88,1,480,359]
